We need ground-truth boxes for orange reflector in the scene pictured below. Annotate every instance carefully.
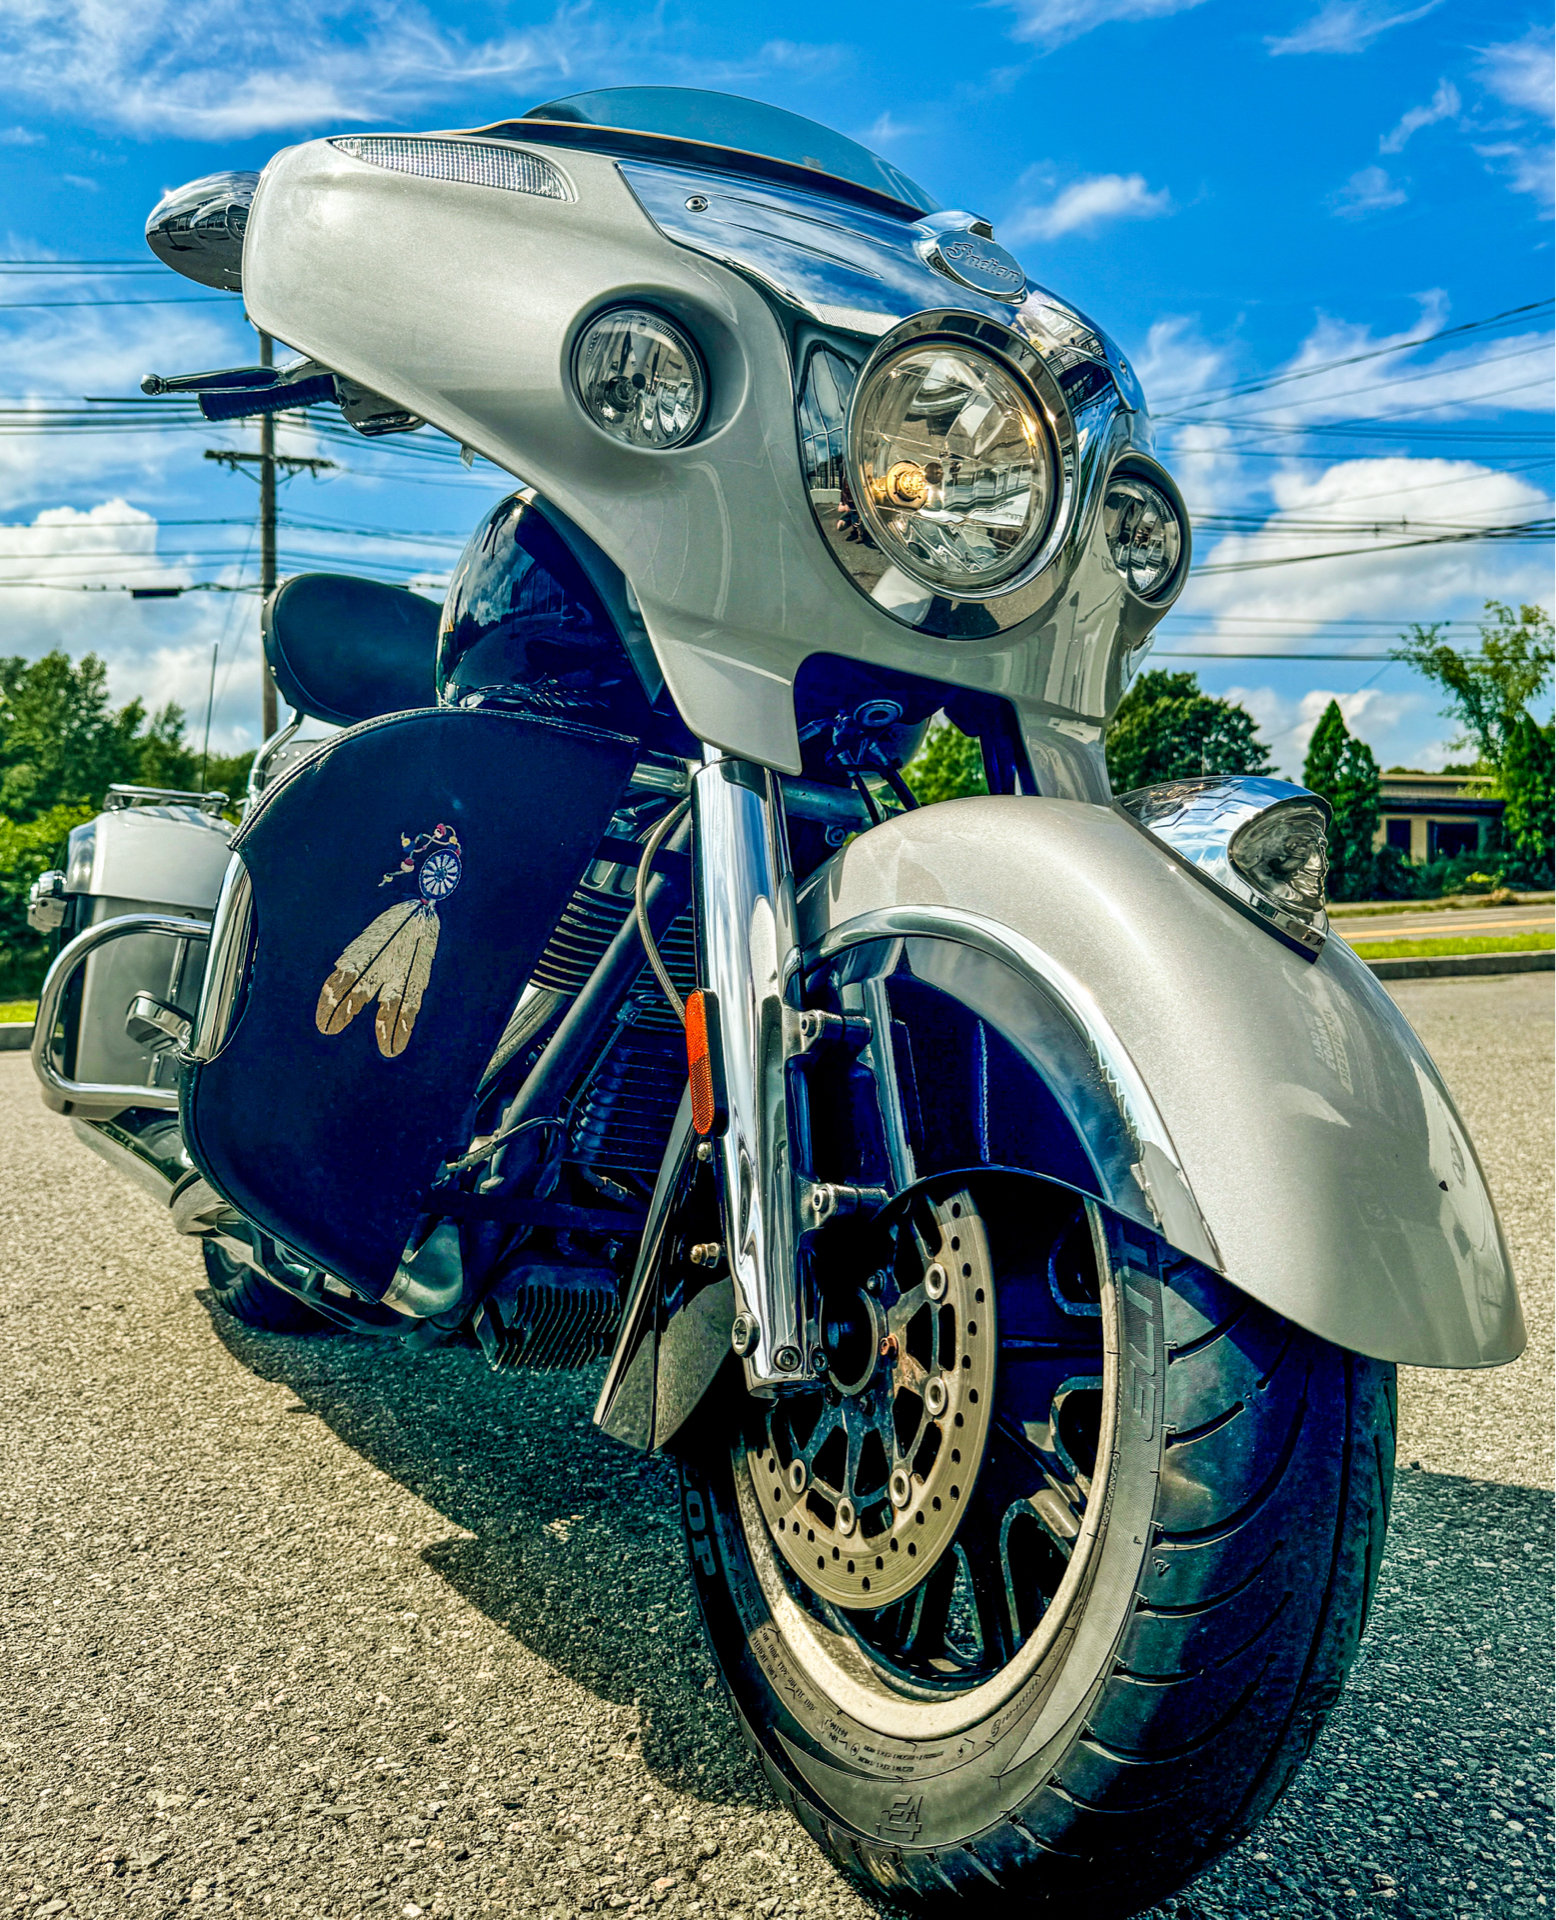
[685,988,726,1137]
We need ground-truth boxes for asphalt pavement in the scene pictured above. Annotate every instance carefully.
[0,972,1549,1920]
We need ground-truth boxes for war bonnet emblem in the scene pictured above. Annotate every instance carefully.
[315,823,462,1058]
[926,230,1028,304]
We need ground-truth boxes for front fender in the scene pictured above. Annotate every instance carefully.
[799,795,1523,1369]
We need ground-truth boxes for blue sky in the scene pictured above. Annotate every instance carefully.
[0,0,1550,772]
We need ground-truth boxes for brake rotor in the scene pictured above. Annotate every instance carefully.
[749,1189,997,1608]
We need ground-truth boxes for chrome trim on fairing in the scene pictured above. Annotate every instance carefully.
[619,161,1103,349]
[188,858,254,1064]
[1117,776,1331,957]
[812,904,1223,1274]
[32,914,210,1114]
[692,757,804,1389]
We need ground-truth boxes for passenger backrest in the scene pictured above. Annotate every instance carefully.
[262,573,439,726]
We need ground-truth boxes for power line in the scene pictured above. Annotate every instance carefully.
[1152,296,1555,411]
[0,295,234,311]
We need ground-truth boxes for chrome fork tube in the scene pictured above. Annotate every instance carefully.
[692,756,803,1390]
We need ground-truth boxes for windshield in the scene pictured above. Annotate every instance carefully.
[520,87,937,217]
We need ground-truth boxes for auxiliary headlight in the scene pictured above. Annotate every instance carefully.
[572,306,706,450]
[1119,776,1331,956]
[1103,471,1185,600]
[847,342,1058,593]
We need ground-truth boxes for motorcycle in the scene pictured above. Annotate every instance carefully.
[28,87,1523,1914]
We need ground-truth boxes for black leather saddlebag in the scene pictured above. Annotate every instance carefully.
[181,706,636,1297]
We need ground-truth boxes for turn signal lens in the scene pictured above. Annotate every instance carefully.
[573,305,706,450]
[685,989,727,1137]
[1102,472,1184,600]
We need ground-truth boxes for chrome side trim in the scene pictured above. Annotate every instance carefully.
[693,757,804,1388]
[188,858,254,1064]
[32,914,210,1114]
[812,904,1222,1273]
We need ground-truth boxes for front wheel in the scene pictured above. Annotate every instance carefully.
[682,1177,1394,1914]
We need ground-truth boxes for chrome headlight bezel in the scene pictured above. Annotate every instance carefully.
[844,311,1077,603]
[1102,458,1191,605]
[844,327,1068,600]
[797,308,1082,638]
[1117,775,1332,958]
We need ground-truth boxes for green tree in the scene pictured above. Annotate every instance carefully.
[133,701,200,792]
[0,651,145,821]
[1303,700,1381,901]
[904,721,988,805]
[1105,669,1273,792]
[0,801,94,995]
[1500,713,1555,873]
[1392,600,1554,768]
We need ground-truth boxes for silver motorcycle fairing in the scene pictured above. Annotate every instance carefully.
[239,136,1159,799]
[796,796,1522,1370]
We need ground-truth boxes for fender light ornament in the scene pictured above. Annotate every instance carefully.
[1118,775,1332,957]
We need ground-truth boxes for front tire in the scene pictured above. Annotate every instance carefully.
[682,1180,1394,1914]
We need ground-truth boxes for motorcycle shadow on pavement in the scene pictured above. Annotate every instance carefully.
[198,1296,766,1811]
[199,1298,1556,1917]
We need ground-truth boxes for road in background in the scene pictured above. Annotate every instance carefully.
[0,973,1549,1920]
[1332,902,1555,946]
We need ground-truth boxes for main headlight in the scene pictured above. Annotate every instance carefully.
[572,306,706,450]
[847,343,1058,593]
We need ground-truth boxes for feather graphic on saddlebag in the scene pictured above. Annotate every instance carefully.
[315,823,462,1058]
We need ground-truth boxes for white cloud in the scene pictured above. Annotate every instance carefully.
[0,0,610,140]
[998,0,1209,50]
[1331,164,1409,216]
[1475,140,1555,211]
[752,39,851,79]
[1476,27,1555,123]
[1130,316,1245,513]
[1267,0,1442,57]
[1242,307,1555,426]
[1380,78,1460,153]
[0,125,43,144]
[1167,456,1553,774]
[0,499,262,752]
[1005,171,1173,241]
[858,112,918,146]
[1221,682,1430,777]
[0,291,248,510]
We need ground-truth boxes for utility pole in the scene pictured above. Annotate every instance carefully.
[259,330,278,739]
[201,325,334,742]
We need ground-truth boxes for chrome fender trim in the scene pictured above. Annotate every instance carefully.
[812,905,1223,1274]
[799,796,1523,1369]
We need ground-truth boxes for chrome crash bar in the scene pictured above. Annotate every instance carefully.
[32,913,211,1113]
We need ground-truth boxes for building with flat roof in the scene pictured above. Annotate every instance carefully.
[1373,771,1503,864]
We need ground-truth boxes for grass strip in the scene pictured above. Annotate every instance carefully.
[0,1000,37,1023]
[1347,932,1554,961]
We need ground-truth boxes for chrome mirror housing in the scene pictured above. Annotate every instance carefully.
[1117,775,1332,957]
[145,171,259,291]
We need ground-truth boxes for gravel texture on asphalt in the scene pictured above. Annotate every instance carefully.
[1387,975,1554,1492]
[0,972,1549,1920]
